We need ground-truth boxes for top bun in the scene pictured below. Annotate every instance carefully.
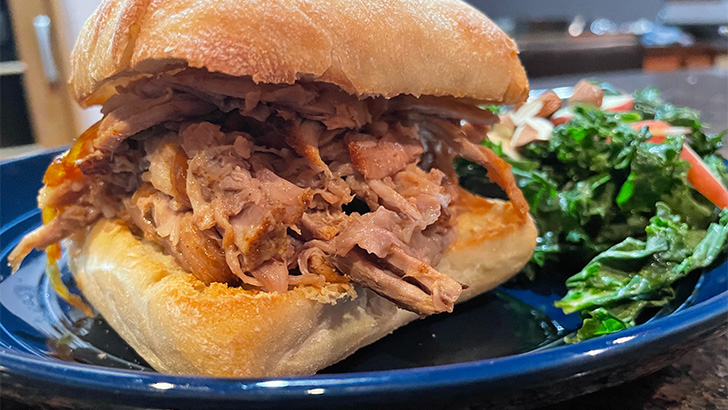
[70,0,528,107]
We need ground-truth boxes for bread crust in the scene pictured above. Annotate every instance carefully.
[70,0,528,106]
[66,195,537,377]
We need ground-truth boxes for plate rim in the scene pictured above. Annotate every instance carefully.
[1,149,727,405]
[0,269,725,402]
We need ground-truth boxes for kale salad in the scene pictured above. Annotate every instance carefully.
[457,80,728,342]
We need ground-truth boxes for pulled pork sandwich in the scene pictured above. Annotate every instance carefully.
[9,0,537,377]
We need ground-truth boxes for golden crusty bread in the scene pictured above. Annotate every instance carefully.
[66,195,537,377]
[70,0,528,107]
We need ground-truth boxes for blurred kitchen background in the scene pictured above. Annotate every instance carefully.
[0,0,727,154]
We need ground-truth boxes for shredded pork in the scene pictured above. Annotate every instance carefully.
[9,68,527,316]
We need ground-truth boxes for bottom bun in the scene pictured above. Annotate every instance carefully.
[66,194,537,377]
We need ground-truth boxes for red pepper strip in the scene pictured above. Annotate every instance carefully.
[631,121,728,209]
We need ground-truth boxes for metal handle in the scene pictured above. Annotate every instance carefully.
[33,15,60,85]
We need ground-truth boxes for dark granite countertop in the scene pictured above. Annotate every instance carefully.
[528,69,728,410]
[533,327,727,410]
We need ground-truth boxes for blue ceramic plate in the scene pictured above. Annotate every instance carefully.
[1,148,726,410]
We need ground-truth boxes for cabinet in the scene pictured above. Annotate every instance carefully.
[7,0,100,147]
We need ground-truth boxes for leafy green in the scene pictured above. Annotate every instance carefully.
[545,107,645,178]
[457,84,726,341]
[477,99,722,275]
[590,80,623,97]
[498,106,709,271]
[632,87,724,157]
[704,154,728,187]
[689,131,725,157]
[561,173,615,223]
[557,205,728,342]
[615,134,715,227]
[632,87,702,131]
[616,135,686,212]
[569,300,670,343]
[481,105,507,115]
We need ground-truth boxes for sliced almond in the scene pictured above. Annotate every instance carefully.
[511,117,554,148]
[569,80,604,108]
[512,100,544,126]
[535,91,563,118]
[527,117,555,141]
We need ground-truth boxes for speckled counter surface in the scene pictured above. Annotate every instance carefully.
[532,326,727,410]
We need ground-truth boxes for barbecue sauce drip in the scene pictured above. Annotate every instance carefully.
[43,121,100,187]
[41,122,100,316]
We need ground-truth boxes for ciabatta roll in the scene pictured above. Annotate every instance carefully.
[67,195,536,377]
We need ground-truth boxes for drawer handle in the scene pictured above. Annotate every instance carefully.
[33,15,60,85]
